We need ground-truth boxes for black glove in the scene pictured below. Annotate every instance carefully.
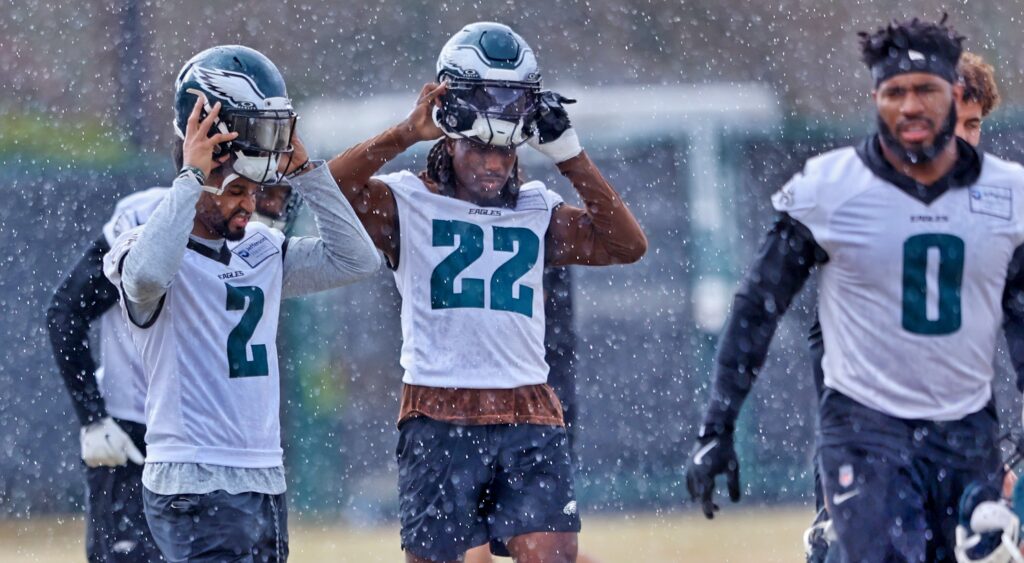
[533,91,576,143]
[685,427,741,519]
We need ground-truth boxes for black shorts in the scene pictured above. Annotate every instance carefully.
[85,419,163,563]
[143,488,288,563]
[817,390,1000,563]
[396,417,581,561]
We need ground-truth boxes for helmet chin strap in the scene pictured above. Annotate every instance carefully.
[233,151,281,184]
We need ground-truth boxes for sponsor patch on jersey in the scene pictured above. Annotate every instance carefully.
[515,189,549,212]
[969,186,1012,220]
[232,232,279,268]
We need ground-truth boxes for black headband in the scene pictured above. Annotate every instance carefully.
[871,48,958,86]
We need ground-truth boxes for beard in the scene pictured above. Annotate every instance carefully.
[197,205,248,241]
[877,101,958,165]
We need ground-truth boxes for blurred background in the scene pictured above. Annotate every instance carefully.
[5,0,1024,559]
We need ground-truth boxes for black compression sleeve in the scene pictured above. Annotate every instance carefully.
[46,235,119,425]
[701,213,828,433]
[1002,244,1024,392]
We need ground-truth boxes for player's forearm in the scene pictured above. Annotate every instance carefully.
[46,237,117,425]
[556,151,647,264]
[328,126,417,200]
[121,176,202,308]
[282,162,382,298]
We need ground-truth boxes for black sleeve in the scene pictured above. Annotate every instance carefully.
[701,213,828,434]
[1002,244,1024,392]
[46,235,119,425]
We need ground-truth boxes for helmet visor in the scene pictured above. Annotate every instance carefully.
[224,111,296,154]
[446,81,538,118]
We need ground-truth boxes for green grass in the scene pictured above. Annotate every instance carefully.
[0,507,813,562]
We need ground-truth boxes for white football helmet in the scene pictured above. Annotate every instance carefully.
[956,482,1024,563]
[434,22,542,147]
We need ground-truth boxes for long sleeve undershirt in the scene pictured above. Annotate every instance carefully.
[701,213,827,434]
[47,236,118,425]
[1002,244,1024,392]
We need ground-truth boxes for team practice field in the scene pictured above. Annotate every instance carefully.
[0,507,809,562]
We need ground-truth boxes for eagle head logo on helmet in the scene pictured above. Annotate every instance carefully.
[173,45,296,191]
[434,22,542,148]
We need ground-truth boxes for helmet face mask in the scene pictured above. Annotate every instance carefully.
[955,444,1024,563]
[435,22,542,147]
[173,46,295,188]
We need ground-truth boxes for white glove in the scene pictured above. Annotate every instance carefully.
[80,417,145,467]
[527,128,582,164]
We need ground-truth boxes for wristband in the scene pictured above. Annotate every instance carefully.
[177,165,206,186]
[285,159,313,180]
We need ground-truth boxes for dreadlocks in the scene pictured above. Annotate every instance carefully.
[424,138,524,207]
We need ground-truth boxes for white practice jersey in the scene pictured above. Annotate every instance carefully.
[107,223,286,467]
[379,171,563,389]
[773,146,1024,420]
[98,187,167,423]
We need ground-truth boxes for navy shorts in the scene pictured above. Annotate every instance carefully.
[143,488,288,563]
[396,417,581,561]
[817,390,1000,563]
[85,419,163,563]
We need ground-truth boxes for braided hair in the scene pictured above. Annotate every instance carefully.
[424,139,523,207]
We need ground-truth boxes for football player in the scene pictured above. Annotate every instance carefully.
[325,21,647,563]
[685,16,1024,562]
[803,48,1007,563]
[464,266,599,563]
[102,45,380,562]
[47,120,305,563]
[955,52,1001,147]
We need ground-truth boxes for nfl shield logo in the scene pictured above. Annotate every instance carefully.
[839,464,854,488]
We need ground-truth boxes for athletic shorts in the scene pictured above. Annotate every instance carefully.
[396,417,581,561]
[85,419,163,563]
[143,489,288,563]
[817,389,1000,563]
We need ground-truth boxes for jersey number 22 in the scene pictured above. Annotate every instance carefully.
[430,219,540,317]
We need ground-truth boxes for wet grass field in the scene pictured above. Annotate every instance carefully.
[0,506,811,562]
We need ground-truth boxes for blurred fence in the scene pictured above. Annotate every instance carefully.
[5,115,1024,520]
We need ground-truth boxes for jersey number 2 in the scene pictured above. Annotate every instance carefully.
[430,219,540,317]
[902,234,964,335]
[225,284,269,378]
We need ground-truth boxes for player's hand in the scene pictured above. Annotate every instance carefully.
[403,82,446,143]
[526,91,583,163]
[279,131,311,177]
[182,94,238,180]
[685,429,741,519]
[80,417,145,467]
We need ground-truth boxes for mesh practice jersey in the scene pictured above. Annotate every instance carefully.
[379,171,563,389]
[773,146,1024,420]
[107,223,287,467]
[98,187,167,423]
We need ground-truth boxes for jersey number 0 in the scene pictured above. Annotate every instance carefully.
[430,219,540,317]
[901,234,964,335]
